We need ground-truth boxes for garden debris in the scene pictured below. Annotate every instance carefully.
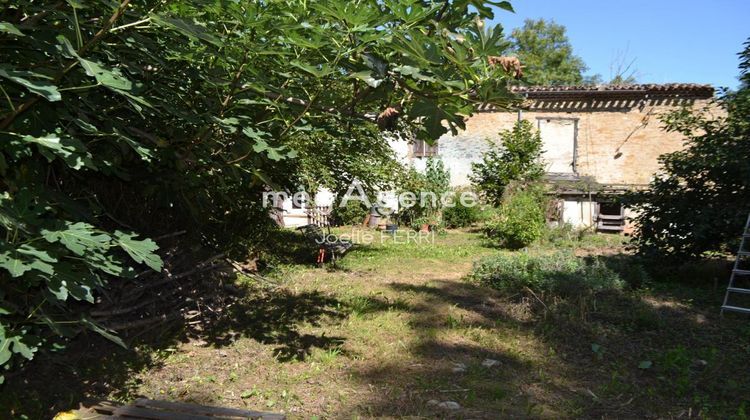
[481,358,500,368]
[427,399,462,410]
[83,231,279,347]
[451,362,467,373]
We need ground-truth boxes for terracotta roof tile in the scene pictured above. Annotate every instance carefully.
[510,83,714,97]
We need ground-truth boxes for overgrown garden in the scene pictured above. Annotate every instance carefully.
[1,0,749,418]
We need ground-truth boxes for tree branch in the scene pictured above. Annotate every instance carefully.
[245,87,377,123]
[434,0,451,23]
[220,51,250,112]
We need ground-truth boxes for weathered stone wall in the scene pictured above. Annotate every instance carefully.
[427,97,717,187]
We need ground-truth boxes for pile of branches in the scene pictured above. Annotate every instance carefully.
[89,233,277,344]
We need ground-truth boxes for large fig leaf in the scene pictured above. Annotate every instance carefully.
[114,231,162,271]
[19,134,96,170]
[0,244,56,277]
[150,14,224,47]
[42,222,111,256]
[0,67,61,101]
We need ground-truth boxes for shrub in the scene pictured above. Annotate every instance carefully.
[485,186,546,249]
[600,255,651,289]
[443,196,481,228]
[470,251,562,292]
[476,204,501,224]
[555,259,624,297]
[424,157,451,198]
[539,223,578,247]
[332,199,368,226]
[470,120,544,206]
[469,251,629,296]
[395,167,430,227]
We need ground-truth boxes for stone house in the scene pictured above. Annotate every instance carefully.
[281,83,716,230]
[390,83,716,231]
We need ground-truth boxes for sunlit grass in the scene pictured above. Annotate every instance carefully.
[111,229,750,418]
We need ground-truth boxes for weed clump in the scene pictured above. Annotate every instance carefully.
[442,196,482,228]
[484,186,546,249]
[469,251,649,296]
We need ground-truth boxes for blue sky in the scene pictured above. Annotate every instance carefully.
[490,0,749,88]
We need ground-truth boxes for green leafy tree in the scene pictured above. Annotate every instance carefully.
[625,40,750,260]
[0,0,520,377]
[510,19,588,85]
[470,120,544,206]
[291,120,401,206]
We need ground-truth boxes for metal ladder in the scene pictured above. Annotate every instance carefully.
[721,213,750,315]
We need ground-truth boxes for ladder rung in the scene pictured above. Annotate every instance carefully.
[727,287,750,294]
[596,225,624,231]
[734,269,750,276]
[722,305,750,315]
[738,251,750,257]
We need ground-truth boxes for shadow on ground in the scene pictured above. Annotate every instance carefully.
[5,238,749,419]
[336,279,579,418]
[211,289,347,361]
[0,229,355,418]
[336,255,750,418]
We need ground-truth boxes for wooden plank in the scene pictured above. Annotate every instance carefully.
[134,399,285,419]
[597,214,625,220]
[71,403,119,418]
[88,400,130,417]
[89,400,120,414]
[113,405,215,420]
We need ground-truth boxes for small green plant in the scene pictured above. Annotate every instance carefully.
[346,295,377,317]
[424,157,451,198]
[241,388,260,399]
[401,158,450,229]
[600,255,651,289]
[540,223,577,247]
[311,347,342,365]
[445,312,464,329]
[657,345,693,395]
